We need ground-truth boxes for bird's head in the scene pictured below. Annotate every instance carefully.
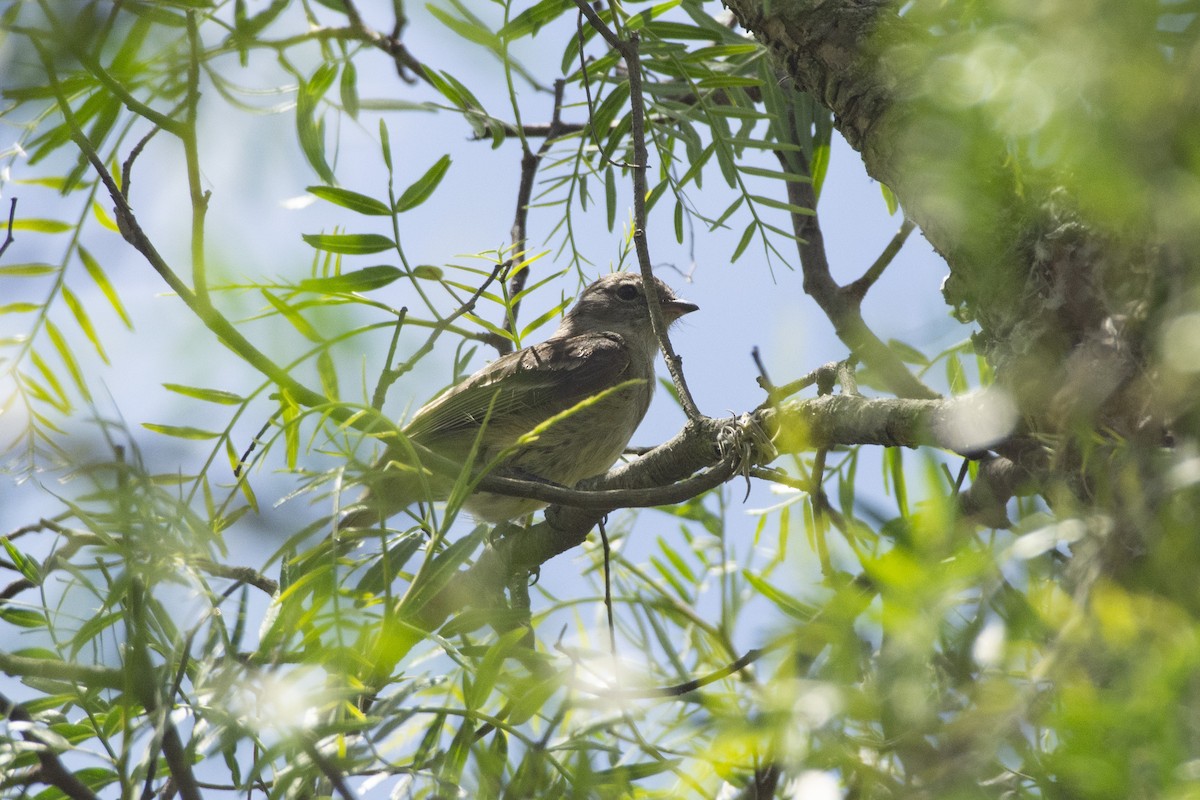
[558,272,698,342]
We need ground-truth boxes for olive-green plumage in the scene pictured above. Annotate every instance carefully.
[343,272,697,525]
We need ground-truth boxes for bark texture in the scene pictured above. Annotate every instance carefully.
[723,0,1166,441]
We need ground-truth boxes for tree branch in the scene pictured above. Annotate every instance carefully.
[0,692,98,800]
[572,0,703,419]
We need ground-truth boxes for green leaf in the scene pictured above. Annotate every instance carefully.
[749,193,814,216]
[45,319,90,402]
[888,338,930,366]
[737,164,812,183]
[163,383,246,405]
[262,290,323,342]
[298,265,405,292]
[79,247,132,329]
[744,571,817,620]
[142,423,222,440]
[0,302,40,314]
[881,182,899,215]
[605,165,617,232]
[61,285,109,364]
[317,350,338,399]
[0,608,45,628]
[92,202,120,232]
[593,760,684,784]
[394,155,451,212]
[307,185,391,215]
[296,63,337,183]
[302,233,396,255]
[2,538,41,585]
[498,0,571,39]
[731,221,756,262]
[412,264,444,280]
[339,59,359,118]
[12,218,72,233]
[0,263,57,276]
[379,118,393,172]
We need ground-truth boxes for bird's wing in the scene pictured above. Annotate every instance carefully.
[403,332,636,443]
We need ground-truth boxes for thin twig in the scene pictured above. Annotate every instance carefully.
[120,124,164,200]
[0,198,16,260]
[598,517,617,654]
[573,646,768,699]
[342,0,429,85]
[847,217,916,299]
[502,80,567,348]
[772,146,937,400]
[371,307,408,410]
[0,692,99,800]
[184,12,211,306]
[572,0,703,418]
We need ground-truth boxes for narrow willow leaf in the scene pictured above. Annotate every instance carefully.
[79,248,132,328]
[61,286,108,364]
[0,302,40,313]
[411,264,444,280]
[592,760,684,784]
[379,118,393,172]
[888,338,929,366]
[92,201,120,232]
[12,218,72,233]
[709,194,744,231]
[296,63,337,183]
[339,59,359,118]
[0,263,57,276]
[394,155,451,212]
[497,0,571,39]
[262,290,323,342]
[589,83,630,138]
[28,349,70,411]
[163,383,245,405]
[731,220,756,262]
[429,4,498,47]
[743,571,816,620]
[749,193,814,216]
[301,233,396,255]
[44,319,90,402]
[696,75,762,89]
[3,537,41,584]
[737,164,812,183]
[142,423,222,440]
[307,185,391,215]
[298,265,404,292]
[605,165,617,232]
[0,608,45,628]
[317,350,339,399]
[881,182,899,215]
[519,297,570,340]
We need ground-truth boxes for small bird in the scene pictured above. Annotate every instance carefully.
[342,272,698,526]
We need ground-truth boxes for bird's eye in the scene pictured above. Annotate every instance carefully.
[615,283,639,301]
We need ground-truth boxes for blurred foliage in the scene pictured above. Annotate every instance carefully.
[0,0,1198,799]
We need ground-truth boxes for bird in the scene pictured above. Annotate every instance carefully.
[340,272,698,527]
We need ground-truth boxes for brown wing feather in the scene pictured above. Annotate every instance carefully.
[403,332,634,445]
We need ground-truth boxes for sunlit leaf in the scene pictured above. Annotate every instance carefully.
[298,264,404,292]
[142,423,222,440]
[301,233,396,255]
[163,383,245,405]
[394,155,452,212]
[61,285,109,364]
[307,185,391,215]
[79,247,132,328]
[262,290,323,342]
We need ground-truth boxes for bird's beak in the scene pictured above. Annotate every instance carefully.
[663,298,699,320]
